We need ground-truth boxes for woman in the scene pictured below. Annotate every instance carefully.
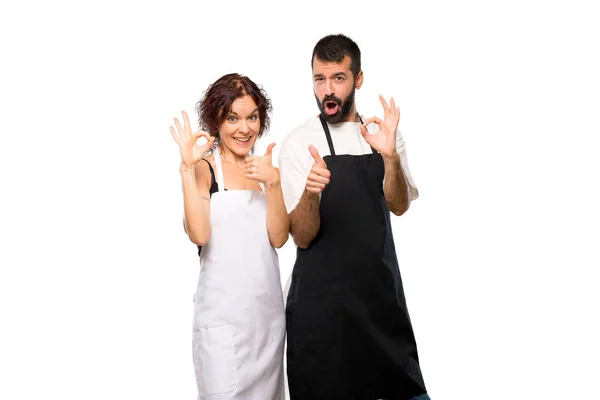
[170,73,288,400]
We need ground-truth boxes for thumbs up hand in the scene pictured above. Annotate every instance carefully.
[306,145,331,194]
[245,143,279,186]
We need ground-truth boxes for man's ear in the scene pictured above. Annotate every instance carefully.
[355,70,364,89]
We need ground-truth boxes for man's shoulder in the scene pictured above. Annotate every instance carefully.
[280,116,322,154]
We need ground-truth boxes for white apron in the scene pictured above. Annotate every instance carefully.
[192,149,286,400]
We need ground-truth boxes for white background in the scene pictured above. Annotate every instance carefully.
[1,0,599,399]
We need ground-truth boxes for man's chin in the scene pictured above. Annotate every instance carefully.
[321,111,345,124]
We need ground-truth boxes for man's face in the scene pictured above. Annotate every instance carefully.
[312,55,363,124]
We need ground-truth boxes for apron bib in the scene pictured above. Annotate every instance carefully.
[286,116,427,400]
[192,149,285,400]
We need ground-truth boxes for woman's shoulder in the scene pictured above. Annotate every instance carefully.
[194,154,215,188]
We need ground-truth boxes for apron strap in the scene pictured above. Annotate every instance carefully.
[318,115,336,156]
[318,114,377,155]
[213,146,226,189]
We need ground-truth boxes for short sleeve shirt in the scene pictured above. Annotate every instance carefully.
[278,116,419,214]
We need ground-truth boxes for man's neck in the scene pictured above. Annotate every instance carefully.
[341,105,360,123]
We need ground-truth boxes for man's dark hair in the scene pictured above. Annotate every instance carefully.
[311,34,361,78]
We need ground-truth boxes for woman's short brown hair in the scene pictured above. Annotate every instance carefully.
[196,73,272,143]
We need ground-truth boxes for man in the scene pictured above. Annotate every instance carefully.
[278,34,430,400]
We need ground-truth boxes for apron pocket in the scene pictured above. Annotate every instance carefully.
[193,325,239,397]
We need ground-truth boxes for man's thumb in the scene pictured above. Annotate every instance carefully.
[308,145,326,167]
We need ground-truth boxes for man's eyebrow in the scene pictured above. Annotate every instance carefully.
[313,72,347,78]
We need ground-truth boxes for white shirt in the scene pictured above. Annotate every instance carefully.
[278,116,419,214]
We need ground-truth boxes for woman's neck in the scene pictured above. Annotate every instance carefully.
[218,145,247,168]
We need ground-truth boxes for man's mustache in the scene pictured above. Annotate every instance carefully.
[322,95,342,106]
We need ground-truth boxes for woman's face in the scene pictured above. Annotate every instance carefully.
[218,95,260,158]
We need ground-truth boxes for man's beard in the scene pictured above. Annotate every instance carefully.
[315,88,356,124]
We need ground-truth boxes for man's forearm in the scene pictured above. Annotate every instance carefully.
[289,190,321,249]
[383,153,410,216]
